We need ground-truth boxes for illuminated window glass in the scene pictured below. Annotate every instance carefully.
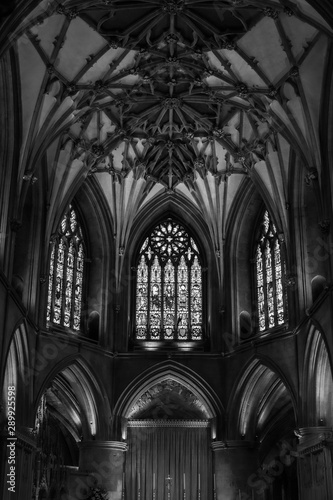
[136,219,202,341]
[47,206,84,331]
[256,210,286,332]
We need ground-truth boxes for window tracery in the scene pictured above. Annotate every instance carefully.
[136,219,202,341]
[256,210,286,331]
[47,206,84,331]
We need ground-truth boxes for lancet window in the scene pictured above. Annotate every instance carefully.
[136,219,202,341]
[256,210,286,332]
[47,206,84,331]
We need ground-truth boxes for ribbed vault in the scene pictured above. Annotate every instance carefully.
[228,359,296,448]
[6,0,331,290]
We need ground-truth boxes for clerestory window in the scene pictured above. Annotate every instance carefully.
[135,219,202,341]
[46,206,84,331]
[256,210,287,332]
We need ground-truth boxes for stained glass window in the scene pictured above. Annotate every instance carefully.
[256,210,286,332]
[47,206,84,331]
[135,219,203,341]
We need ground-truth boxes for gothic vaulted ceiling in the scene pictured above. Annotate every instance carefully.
[8,0,333,283]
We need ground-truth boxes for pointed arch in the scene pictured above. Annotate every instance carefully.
[227,357,296,448]
[35,355,111,441]
[302,323,333,426]
[113,360,224,439]
[1,321,31,426]
[46,204,85,331]
[124,192,219,349]
[254,209,287,332]
[135,218,203,341]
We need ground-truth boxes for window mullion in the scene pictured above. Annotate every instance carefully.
[50,242,58,324]
[147,261,151,340]
[188,260,191,340]
[62,243,69,327]
[161,261,164,340]
[174,263,178,340]
[262,243,269,331]
[71,245,77,330]
[271,238,278,327]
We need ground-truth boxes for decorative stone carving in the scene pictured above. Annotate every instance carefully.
[67,83,78,94]
[109,37,119,49]
[212,128,225,139]
[127,378,209,419]
[304,167,318,185]
[162,0,185,14]
[91,144,104,156]
[163,97,182,109]
[67,8,78,20]
[193,158,205,169]
[291,66,299,78]
[284,7,294,16]
[236,83,249,98]
[221,40,236,50]
[94,79,106,93]
[263,8,279,20]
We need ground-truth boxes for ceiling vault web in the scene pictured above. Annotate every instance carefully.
[8,0,332,286]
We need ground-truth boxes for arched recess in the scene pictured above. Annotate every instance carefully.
[1,321,31,428]
[113,360,224,440]
[122,193,219,351]
[0,49,20,276]
[11,167,46,317]
[302,323,333,427]
[227,357,297,457]
[39,176,113,340]
[225,181,271,340]
[35,356,111,443]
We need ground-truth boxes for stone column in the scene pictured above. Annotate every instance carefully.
[296,427,333,500]
[212,440,259,500]
[72,440,127,500]
[0,426,36,500]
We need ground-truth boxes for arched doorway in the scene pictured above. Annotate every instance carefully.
[120,371,219,500]
[125,378,212,499]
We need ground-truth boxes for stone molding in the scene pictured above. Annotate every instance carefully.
[79,440,128,452]
[127,419,210,428]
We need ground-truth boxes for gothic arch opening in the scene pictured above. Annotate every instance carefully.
[116,362,221,500]
[303,325,333,427]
